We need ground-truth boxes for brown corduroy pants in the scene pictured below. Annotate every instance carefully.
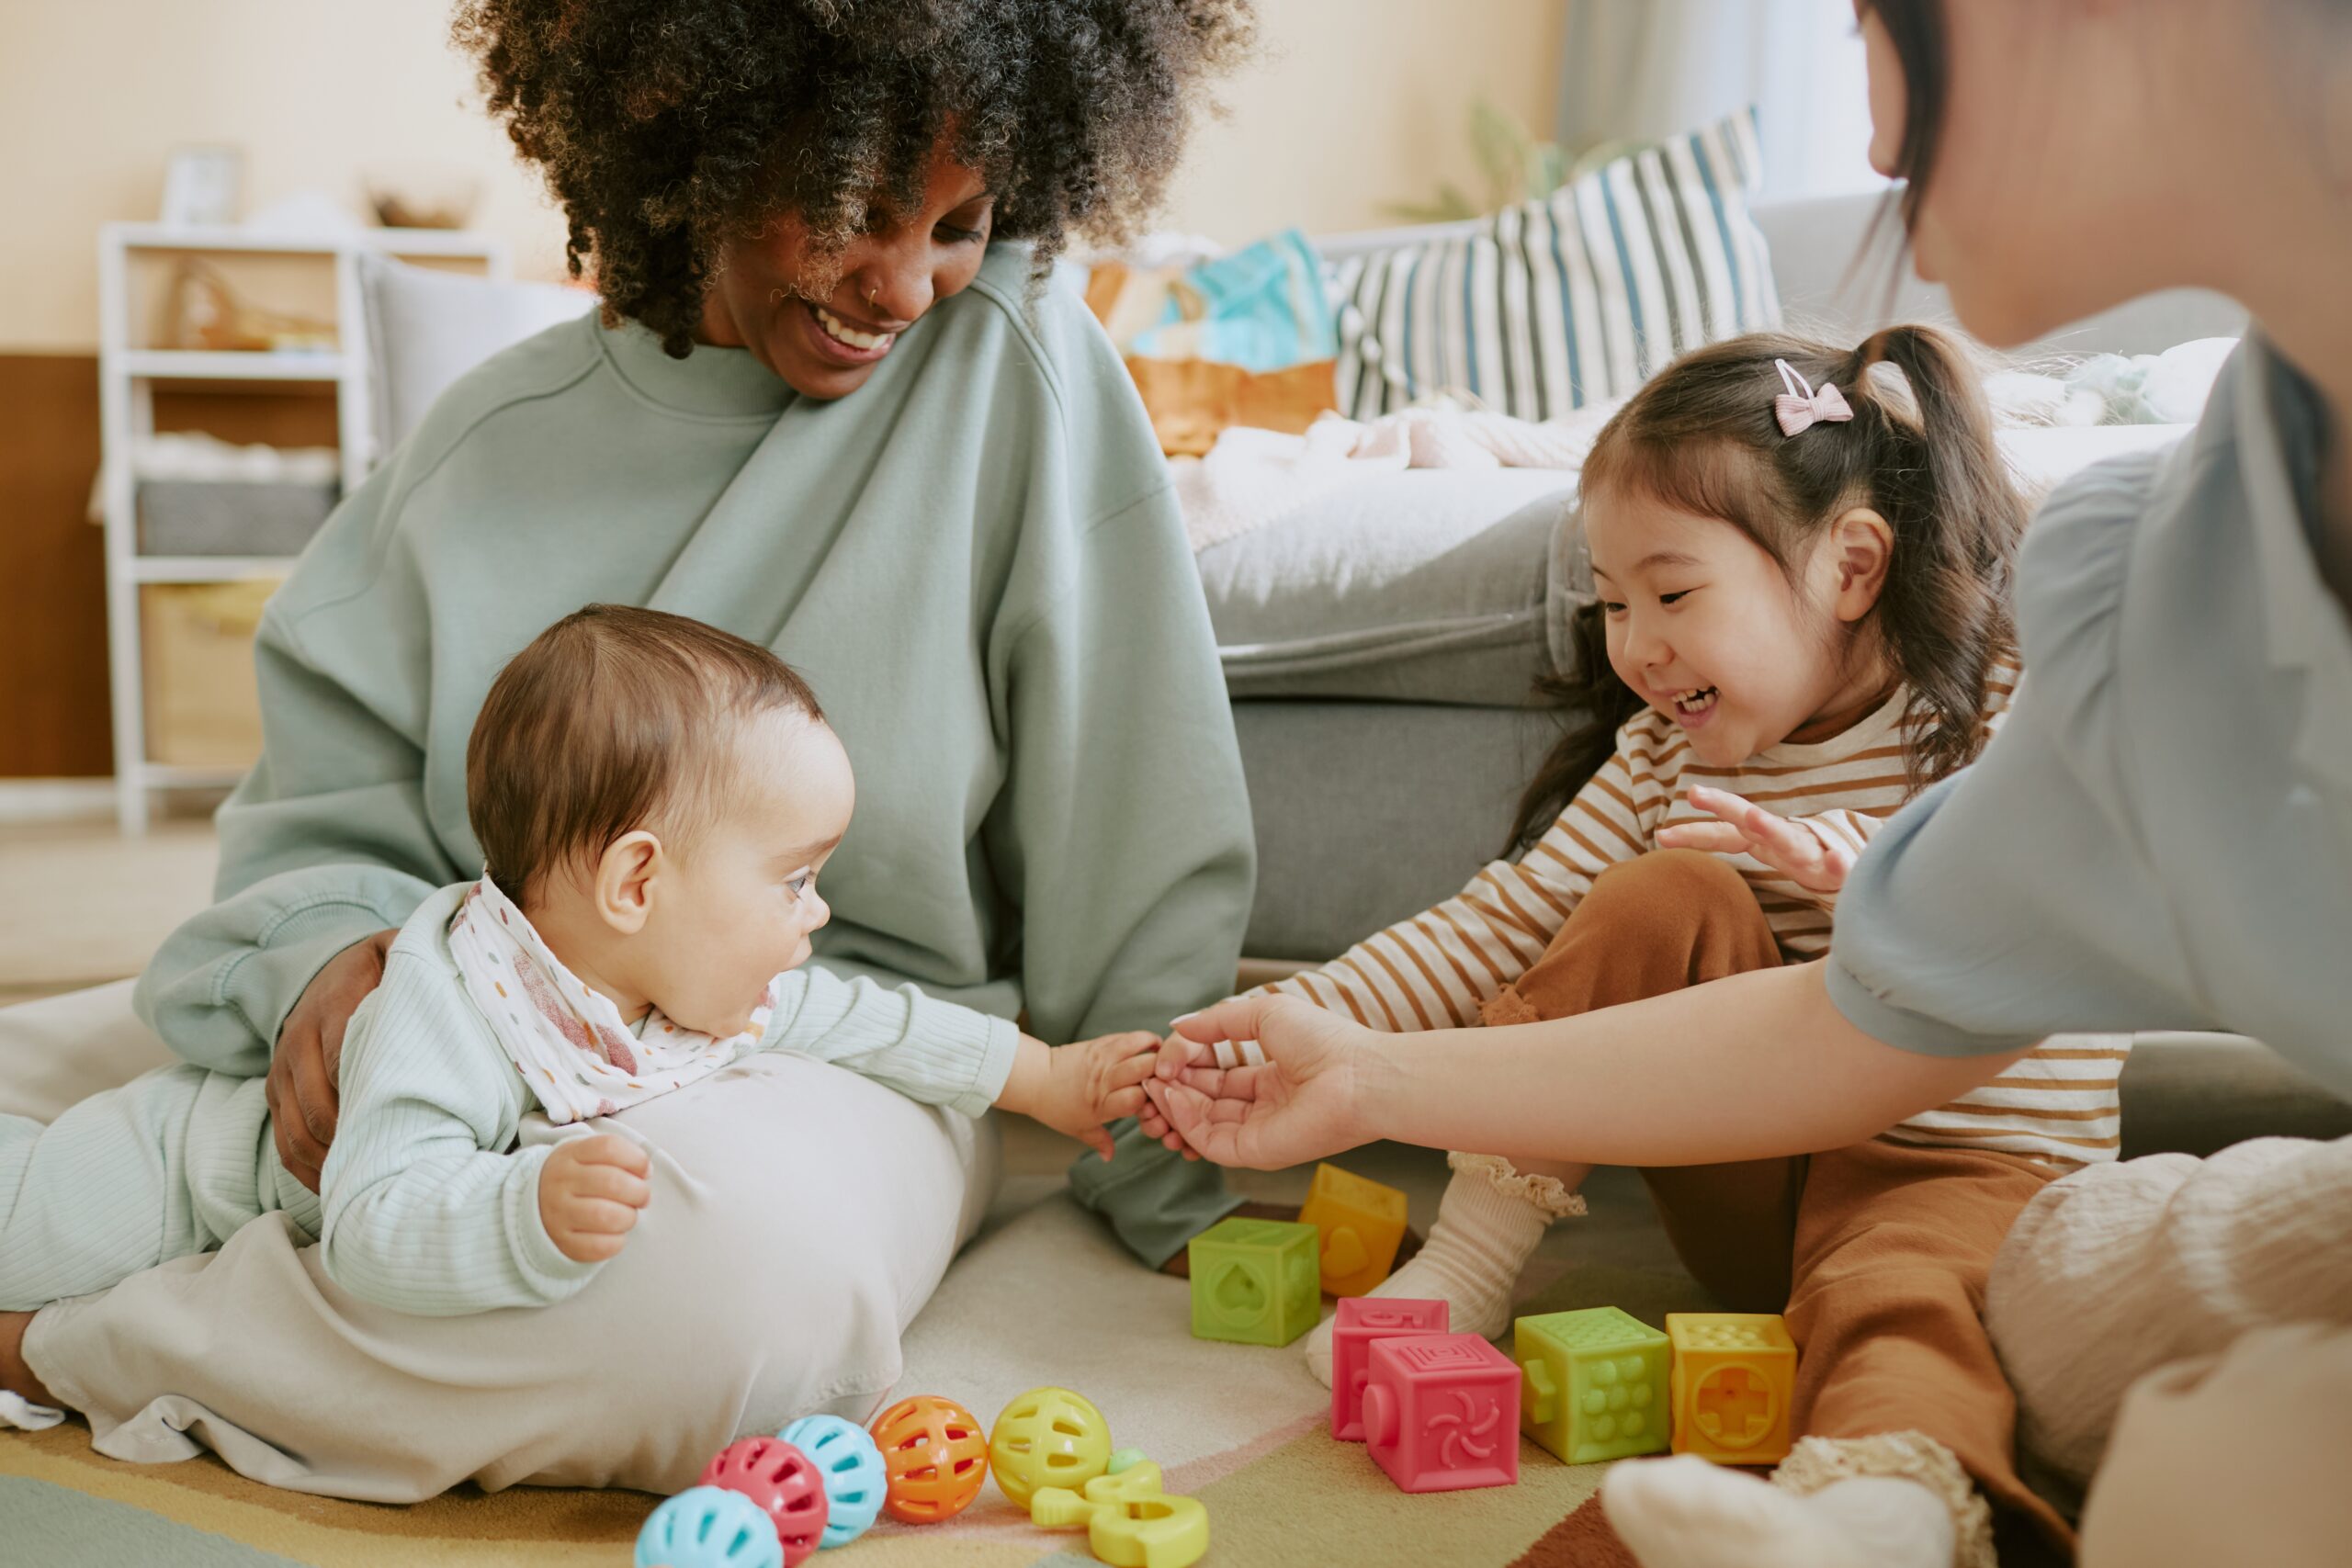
[1482,848,2071,1550]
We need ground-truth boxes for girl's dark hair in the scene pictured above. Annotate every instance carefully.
[455,0,1255,357]
[1507,325,2024,852]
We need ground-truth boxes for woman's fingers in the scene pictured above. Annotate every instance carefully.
[1170,995,1278,1051]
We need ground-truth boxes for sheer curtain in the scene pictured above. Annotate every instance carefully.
[1555,0,1884,199]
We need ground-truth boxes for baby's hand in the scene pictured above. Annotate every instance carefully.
[1657,784,1860,895]
[1031,1031,1161,1161]
[537,1133,652,1264]
[1138,1029,1262,1160]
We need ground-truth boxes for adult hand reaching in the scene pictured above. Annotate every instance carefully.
[267,928,396,1191]
[1139,994,1374,1169]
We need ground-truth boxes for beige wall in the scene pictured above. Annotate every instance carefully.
[0,0,1565,352]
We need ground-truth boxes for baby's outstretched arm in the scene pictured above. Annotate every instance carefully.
[995,1031,1159,1160]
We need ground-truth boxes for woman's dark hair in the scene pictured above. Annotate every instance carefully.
[1860,0,1948,236]
[1506,325,2024,852]
[455,0,1255,356]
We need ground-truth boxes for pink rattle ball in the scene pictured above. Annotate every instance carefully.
[698,1437,830,1568]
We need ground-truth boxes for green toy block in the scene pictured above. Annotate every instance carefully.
[1515,1306,1672,1463]
[1188,1217,1321,1346]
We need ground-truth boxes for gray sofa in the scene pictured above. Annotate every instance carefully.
[355,198,2346,1155]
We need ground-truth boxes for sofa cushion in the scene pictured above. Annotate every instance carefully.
[1200,470,1574,705]
[1325,108,1779,423]
[356,254,595,459]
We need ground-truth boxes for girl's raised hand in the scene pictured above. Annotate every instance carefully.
[1657,784,1860,895]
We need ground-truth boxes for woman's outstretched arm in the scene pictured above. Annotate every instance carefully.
[1145,965,2023,1171]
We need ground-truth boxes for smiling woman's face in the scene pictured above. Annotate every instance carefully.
[698,148,996,400]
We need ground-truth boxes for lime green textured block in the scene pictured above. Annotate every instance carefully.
[1515,1306,1672,1463]
[1188,1217,1321,1346]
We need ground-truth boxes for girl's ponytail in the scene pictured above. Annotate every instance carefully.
[1846,324,2022,785]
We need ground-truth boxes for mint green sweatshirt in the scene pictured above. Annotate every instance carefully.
[133,244,1252,1265]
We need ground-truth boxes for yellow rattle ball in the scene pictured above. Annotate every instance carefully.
[989,1385,1113,1508]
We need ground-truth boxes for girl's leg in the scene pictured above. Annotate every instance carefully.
[1606,1139,2064,1568]
[1305,850,1797,1382]
[1494,848,1808,1311]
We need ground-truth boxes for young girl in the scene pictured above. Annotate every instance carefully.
[1147,326,2124,1567]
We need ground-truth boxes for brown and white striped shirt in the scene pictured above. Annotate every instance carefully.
[1263,662,2129,1168]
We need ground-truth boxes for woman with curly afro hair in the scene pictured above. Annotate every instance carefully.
[9,0,1261,1497]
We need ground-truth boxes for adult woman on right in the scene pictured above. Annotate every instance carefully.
[1144,4,2352,1564]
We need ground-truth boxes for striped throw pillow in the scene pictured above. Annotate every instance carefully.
[1329,108,1781,422]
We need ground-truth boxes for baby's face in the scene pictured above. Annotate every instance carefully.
[639,710,854,1038]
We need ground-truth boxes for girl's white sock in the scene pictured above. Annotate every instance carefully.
[1604,1457,1957,1568]
[1302,1163,1564,1385]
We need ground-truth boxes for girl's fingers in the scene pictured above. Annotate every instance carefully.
[1740,804,1821,869]
[1656,821,1748,853]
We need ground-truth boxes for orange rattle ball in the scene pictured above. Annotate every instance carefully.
[868,1394,989,1524]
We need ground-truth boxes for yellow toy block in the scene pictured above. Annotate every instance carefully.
[1667,1313,1797,1465]
[1296,1162,1409,1296]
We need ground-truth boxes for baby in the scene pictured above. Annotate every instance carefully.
[0,604,1151,1418]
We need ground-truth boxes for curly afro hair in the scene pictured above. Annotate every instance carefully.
[455,0,1255,356]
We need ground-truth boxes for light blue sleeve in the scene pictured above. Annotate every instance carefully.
[1826,454,2211,1054]
[317,947,598,1315]
[757,965,1020,1119]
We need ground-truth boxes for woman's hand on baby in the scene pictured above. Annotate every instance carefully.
[269,927,396,1192]
[537,1134,652,1264]
[1004,1031,1161,1161]
[1139,995,1371,1170]
[1657,784,1857,895]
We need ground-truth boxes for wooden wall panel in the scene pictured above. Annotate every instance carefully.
[0,355,110,776]
[0,355,336,777]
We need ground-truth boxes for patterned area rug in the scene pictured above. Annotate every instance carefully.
[4,1174,1710,1566]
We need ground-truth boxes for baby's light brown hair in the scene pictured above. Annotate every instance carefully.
[466,604,824,905]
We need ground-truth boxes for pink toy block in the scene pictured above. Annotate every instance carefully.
[1360,1332,1520,1493]
[1329,1297,1449,1440]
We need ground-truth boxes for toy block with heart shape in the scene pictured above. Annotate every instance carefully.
[1186,1217,1321,1347]
[1360,1332,1521,1492]
[1329,1296,1449,1440]
[1667,1313,1797,1464]
[1296,1162,1410,1296]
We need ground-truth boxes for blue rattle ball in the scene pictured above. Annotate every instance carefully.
[777,1414,888,1548]
[635,1484,783,1568]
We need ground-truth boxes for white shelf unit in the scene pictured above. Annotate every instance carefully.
[96,223,507,832]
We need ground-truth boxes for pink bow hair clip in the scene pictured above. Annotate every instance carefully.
[1773,358,1853,437]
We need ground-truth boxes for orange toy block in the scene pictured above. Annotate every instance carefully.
[1667,1314,1797,1465]
[1297,1163,1409,1296]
